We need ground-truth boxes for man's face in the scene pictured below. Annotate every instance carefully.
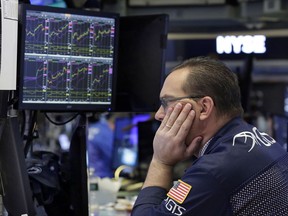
[155,68,202,144]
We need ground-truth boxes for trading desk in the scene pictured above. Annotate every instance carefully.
[89,181,140,216]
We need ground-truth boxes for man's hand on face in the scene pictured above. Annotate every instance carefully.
[153,103,203,167]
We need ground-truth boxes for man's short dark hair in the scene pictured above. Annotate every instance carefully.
[171,56,244,118]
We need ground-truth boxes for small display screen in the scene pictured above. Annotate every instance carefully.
[112,114,152,169]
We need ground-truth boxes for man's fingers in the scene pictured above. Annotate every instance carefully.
[159,106,173,130]
[170,103,193,135]
[164,103,182,131]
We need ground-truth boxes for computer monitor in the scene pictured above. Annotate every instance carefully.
[112,113,152,171]
[30,0,67,7]
[137,119,159,164]
[137,118,160,180]
[252,82,287,116]
[17,4,119,112]
[115,14,169,112]
[0,117,36,216]
[236,55,253,113]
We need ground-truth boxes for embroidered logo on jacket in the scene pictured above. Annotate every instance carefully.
[167,180,192,204]
[232,127,276,152]
[165,197,186,215]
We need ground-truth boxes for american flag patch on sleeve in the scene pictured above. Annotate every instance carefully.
[167,180,192,204]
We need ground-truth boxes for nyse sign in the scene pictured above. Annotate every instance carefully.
[216,35,266,54]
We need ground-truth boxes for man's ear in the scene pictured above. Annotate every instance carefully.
[199,96,214,120]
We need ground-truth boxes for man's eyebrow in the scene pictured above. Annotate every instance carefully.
[160,94,174,99]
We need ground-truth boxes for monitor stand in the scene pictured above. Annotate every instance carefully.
[0,116,36,216]
[69,113,89,216]
[0,91,8,118]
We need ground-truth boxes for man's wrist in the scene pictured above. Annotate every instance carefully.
[150,157,174,172]
[142,157,174,190]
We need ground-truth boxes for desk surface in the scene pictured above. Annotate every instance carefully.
[88,177,139,216]
[90,208,131,216]
[89,196,134,216]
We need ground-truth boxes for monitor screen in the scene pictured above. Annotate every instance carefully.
[30,0,67,7]
[252,82,286,116]
[17,4,119,112]
[112,113,152,170]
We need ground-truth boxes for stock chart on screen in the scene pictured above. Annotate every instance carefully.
[18,5,118,111]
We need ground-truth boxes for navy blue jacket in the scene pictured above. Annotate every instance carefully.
[132,117,288,216]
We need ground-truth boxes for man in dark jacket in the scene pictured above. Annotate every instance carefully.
[132,56,288,216]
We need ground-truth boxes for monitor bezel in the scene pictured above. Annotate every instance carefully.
[17,4,119,112]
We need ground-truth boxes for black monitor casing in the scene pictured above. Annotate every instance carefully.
[115,14,169,112]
